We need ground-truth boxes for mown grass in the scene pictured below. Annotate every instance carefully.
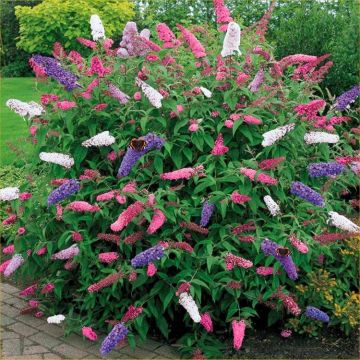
[0,77,47,167]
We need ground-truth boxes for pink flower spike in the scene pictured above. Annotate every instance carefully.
[240,167,278,185]
[161,167,196,181]
[96,190,117,202]
[147,263,157,277]
[122,181,137,193]
[176,282,191,296]
[200,312,213,332]
[236,72,250,86]
[134,91,142,101]
[19,192,32,201]
[19,284,37,297]
[82,327,98,341]
[281,329,292,338]
[147,209,166,234]
[57,101,77,110]
[289,234,309,254]
[225,253,253,270]
[211,133,229,156]
[41,283,55,294]
[256,266,274,276]
[77,37,97,49]
[36,247,47,255]
[258,157,286,170]
[56,204,63,221]
[231,192,251,204]
[98,252,119,264]
[66,201,100,213]
[232,320,246,350]
[111,201,144,232]
[115,194,127,204]
[93,103,108,111]
[176,24,206,58]
[2,214,17,225]
[72,232,83,242]
[0,259,11,273]
[224,119,234,128]
[121,305,143,323]
[3,244,15,254]
[17,227,26,235]
[189,122,199,132]
[243,115,262,125]
[28,300,39,308]
[34,311,44,318]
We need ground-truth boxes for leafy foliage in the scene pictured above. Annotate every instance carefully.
[2,6,359,359]
[15,0,134,54]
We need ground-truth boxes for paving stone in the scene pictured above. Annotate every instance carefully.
[3,296,27,309]
[37,323,64,338]
[62,332,89,350]
[1,314,16,326]
[1,330,21,339]
[20,355,44,359]
[51,343,89,358]
[29,332,62,349]
[1,283,19,294]
[24,338,36,345]
[17,314,46,328]
[154,345,178,359]
[1,338,22,356]
[8,322,39,337]
[23,345,50,355]
[0,290,14,300]
[43,353,62,359]
[0,304,20,317]
[120,346,157,359]
[139,338,163,351]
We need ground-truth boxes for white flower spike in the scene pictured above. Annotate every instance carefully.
[221,22,241,57]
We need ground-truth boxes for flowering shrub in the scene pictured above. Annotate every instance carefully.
[1,0,359,358]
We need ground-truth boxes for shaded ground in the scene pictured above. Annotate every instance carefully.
[228,328,359,359]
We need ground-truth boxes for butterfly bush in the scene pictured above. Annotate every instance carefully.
[3,1,359,357]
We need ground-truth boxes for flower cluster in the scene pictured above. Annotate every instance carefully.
[39,152,74,169]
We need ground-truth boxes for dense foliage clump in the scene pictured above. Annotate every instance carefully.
[1,1,359,358]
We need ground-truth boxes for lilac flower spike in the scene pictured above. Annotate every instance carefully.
[308,162,345,177]
[100,322,129,355]
[305,306,330,322]
[48,179,80,206]
[131,245,164,268]
[248,67,264,92]
[261,239,298,280]
[200,200,215,227]
[117,133,165,177]
[290,181,325,207]
[108,83,130,104]
[31,55,78,91]
[335,85,360,111]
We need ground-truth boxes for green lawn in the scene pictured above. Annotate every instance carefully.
[0,77,48,166]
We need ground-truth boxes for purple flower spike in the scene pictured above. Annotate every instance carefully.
[308,162,345,177]
[305,306,330,322]
[100,322,128,355]
[335,85,360,111]
[31,55,78,91]
[117,133,165,177]
[290,181,325,207]
[200,200,215,227]
[261,239,298,280]
[48,179,80,205]
[131,245,164,268]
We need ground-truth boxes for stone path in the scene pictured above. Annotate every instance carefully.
[1,282,178,359]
